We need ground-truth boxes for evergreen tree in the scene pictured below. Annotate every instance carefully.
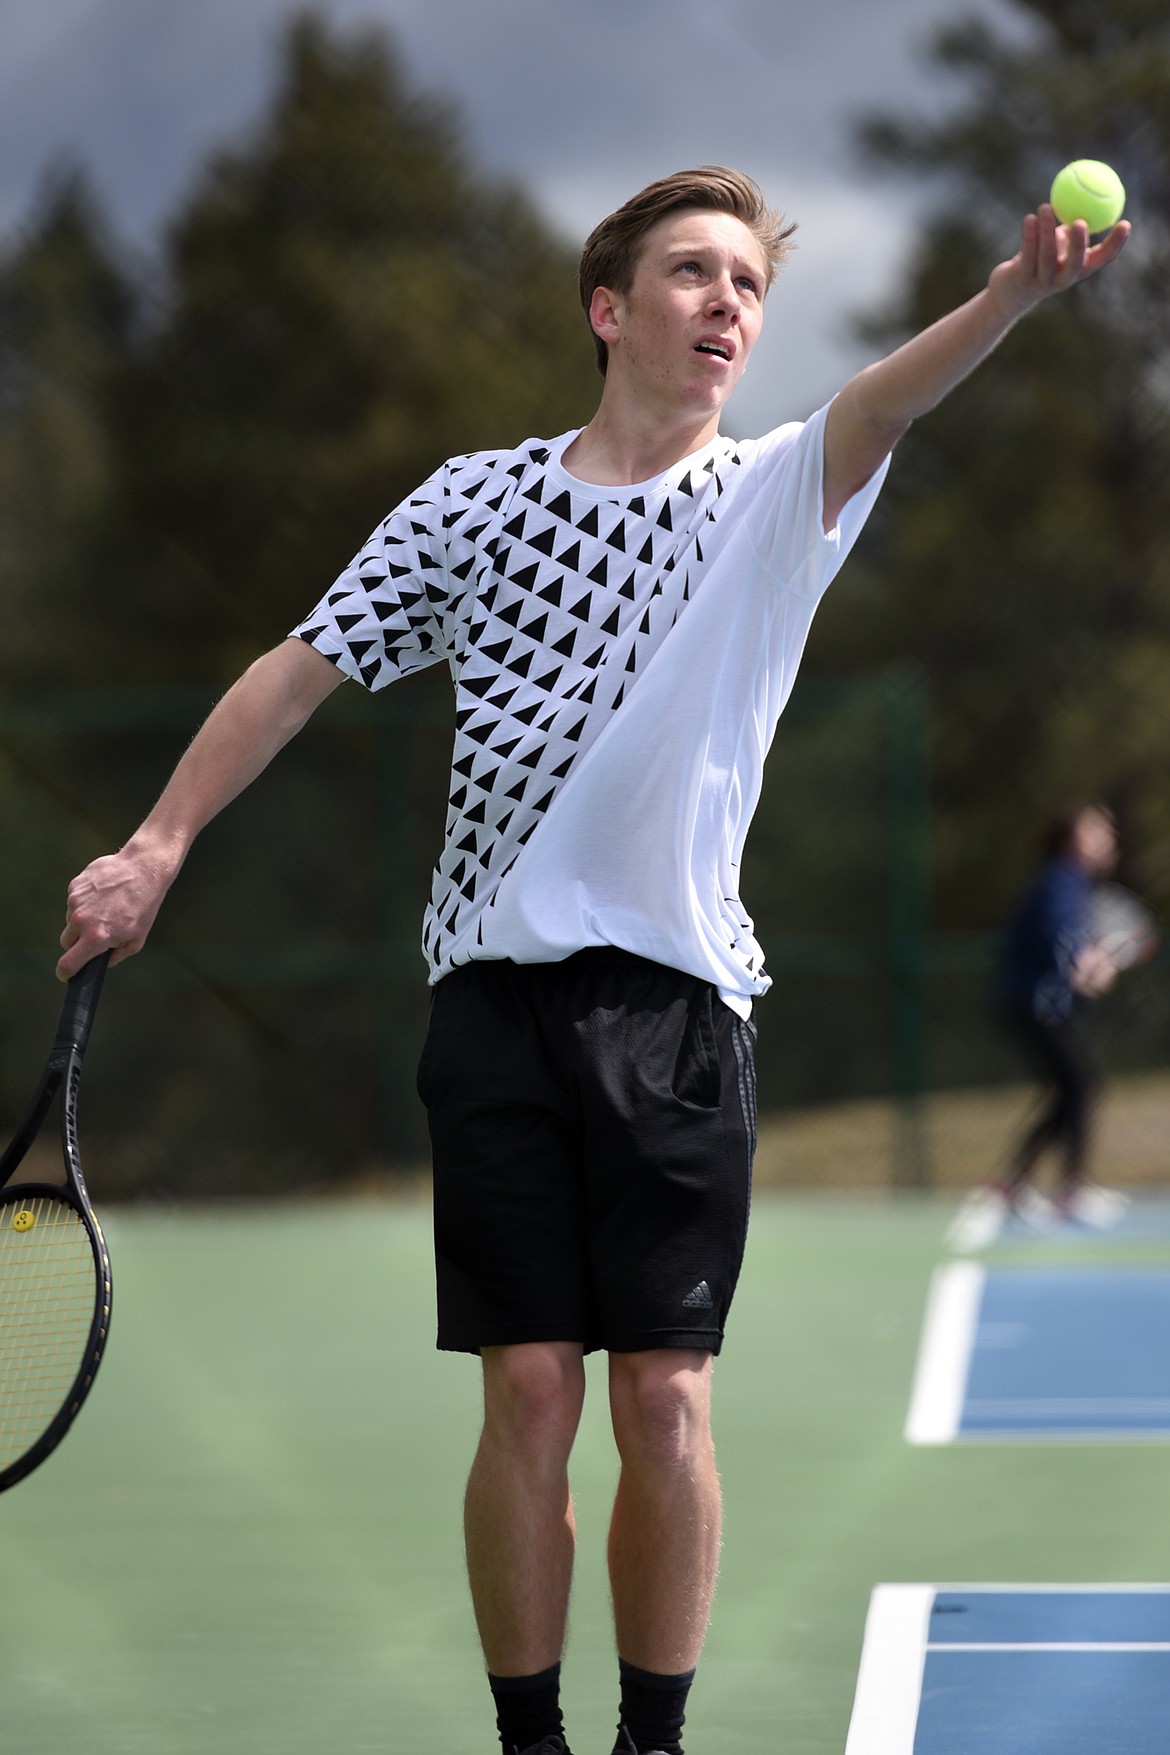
[0,13,601,1188]
[115,12,597,684]
[0,168,136,688]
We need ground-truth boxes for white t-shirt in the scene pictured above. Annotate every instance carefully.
[294,403,887,1014]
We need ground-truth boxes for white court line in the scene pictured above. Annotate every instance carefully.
[904,1261,984,1445]
[939,1428,1170,1445]
[925,1583,1170,1593]
[927,1642,1170,1653]
[844,1585,934,1755]
[965,1398,1170,1417]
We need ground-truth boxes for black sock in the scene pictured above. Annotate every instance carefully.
[488,1663,566,1754]
[615,1659,695,1755]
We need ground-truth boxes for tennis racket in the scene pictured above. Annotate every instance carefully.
[0,952,113,1491]
[1088,882,1160,972]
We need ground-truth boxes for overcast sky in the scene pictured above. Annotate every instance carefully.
[0,0,1028,432]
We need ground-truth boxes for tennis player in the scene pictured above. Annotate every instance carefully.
[993,803,1126,1224]
[57,167,1128,1755]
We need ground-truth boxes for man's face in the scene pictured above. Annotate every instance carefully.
[597,209,768,416]
[1073,809,1119,876]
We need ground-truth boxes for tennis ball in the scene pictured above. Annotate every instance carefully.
[1050,160,1126,233]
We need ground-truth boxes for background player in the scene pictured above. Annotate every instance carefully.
[994,803,1126,1225]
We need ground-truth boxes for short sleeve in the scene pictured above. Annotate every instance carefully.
[292,465,454,690]
[736,402,889,601]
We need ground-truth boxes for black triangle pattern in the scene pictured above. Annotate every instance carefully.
[296,435,744,978]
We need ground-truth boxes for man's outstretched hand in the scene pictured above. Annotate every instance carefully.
[988,203,1131,321]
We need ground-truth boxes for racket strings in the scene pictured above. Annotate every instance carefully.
[0,1196,103,1469]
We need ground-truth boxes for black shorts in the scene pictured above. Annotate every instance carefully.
[416,948,758,1356]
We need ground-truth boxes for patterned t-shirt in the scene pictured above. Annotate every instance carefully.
[293,403,886,1013]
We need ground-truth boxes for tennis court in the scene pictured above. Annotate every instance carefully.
[847,1585,1170,1755]
[2,1191,1168,1754]
[906,1260,1170,1443]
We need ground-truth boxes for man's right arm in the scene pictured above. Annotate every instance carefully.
[821,206,1130,532]
[57,637,344,980]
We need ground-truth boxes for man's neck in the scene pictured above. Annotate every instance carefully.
[561,389,723,487]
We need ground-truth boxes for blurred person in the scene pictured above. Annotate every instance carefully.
[992,803,1128,1227]
[56,168,1129,1755]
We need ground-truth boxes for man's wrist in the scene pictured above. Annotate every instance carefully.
[122,824,189,886]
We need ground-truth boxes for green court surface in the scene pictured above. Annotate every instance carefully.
[1,1193,1166,1755]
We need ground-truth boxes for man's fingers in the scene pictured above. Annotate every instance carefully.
[1060,218,1090,281]
[56,929,136,983]
[1086,219,1131,273]
[1035,204,1061,280]
[56,942,93,982]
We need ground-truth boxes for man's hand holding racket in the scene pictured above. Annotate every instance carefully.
[1070,883,1160,1000]
[58,834,183,980]
[1088,883,1161,974]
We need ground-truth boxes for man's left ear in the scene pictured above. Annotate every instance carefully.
[588,285,622,347]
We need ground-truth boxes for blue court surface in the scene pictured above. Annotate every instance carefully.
[845,1585,1170,1754]
[905,1262,1170,1443]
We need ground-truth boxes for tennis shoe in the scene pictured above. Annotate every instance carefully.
[610,1727,672,1755]
[945,1185,1009,1252]
[1009,1184,1058,1229]
[1058,1182,1130,1229]
[513,1738,572,1755]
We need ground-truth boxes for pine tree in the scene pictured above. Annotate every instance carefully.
[0,168,136,687]
[114,13,597,683]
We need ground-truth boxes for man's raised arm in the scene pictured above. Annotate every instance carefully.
[821,204,1131,531]
[57,637,343,979]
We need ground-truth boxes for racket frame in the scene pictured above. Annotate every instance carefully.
[1088,882,1160,972]
[0,954,113,1491]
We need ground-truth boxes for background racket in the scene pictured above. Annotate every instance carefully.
[0,953,112,1491]
[1088,882,1160,972]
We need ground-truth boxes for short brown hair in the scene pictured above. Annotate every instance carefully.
[577,166,797,375]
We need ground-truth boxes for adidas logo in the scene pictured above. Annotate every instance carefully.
[682,1280,714,1310]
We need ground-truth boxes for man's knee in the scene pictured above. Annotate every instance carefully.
[481,1341,587,1451]
[608,1349,714,1467]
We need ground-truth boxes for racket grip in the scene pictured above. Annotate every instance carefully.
[55,952,112,1056]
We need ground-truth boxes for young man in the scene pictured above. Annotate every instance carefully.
[57,167,1129,1755]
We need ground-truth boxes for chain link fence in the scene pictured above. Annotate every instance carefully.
[2,669,1167,1198]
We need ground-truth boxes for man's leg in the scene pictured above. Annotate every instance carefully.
[606,1349,720,1753]
[1002,1012,1069,1200]
[1004,1014,1095,1203]
[466,1341,586,1752]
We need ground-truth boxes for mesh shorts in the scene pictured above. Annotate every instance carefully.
[416,947,758,1355]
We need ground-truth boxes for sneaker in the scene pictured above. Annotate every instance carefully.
[514,1739,572,1755]
[1058,1182,1130,1228]
[1009,1184,1058,1229]
[611,1728,672,1755]
[945,1184,1009,1252]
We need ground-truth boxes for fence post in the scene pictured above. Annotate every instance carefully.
[884,665,931,1188]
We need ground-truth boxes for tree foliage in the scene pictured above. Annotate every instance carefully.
[111,13,598,684]
[0,13,599,1189]
[0,169,136,688]
[820,0,1170,921]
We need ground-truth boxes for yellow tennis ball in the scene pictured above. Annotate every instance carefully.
[1050,160,1126,233]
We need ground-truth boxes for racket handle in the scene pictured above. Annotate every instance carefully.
[55,952,112,1057]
